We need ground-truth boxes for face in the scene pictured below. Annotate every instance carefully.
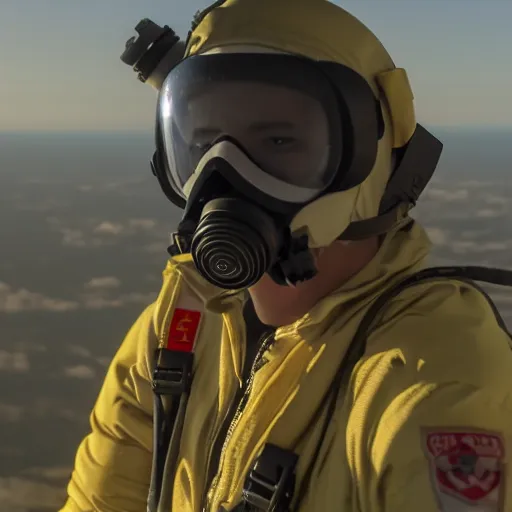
[180,82,331,188]
[248,237,380,327]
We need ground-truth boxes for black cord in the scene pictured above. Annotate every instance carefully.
[147,394,180,512]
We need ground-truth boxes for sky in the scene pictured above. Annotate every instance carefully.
[1,0,511,132]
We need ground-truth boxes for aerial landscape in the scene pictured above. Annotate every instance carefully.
[1,0,511,509]
[0,128,510,510]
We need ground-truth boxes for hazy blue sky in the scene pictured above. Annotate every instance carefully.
[2,0,511,132]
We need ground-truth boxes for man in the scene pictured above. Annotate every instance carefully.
[61,0,512,511]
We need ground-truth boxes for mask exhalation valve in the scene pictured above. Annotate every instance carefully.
[190,198,281,289]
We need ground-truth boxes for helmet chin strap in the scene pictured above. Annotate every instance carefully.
[339,208,401,241]
[340,124,443,241]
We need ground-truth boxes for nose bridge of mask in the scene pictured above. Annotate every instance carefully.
[182,140,324,205]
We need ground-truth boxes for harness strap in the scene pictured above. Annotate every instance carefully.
[148,302,202,512]
[240,444,298,512]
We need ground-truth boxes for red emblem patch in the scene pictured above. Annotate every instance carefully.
[167,308,202,352]
[423,429,505,510]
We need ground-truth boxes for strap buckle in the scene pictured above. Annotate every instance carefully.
[152,348,193,396]
[241,443,298,512]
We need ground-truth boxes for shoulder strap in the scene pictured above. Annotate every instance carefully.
[292,265,512,511]
[355,265,512,342]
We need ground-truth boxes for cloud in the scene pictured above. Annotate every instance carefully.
[478,242,510,251]
[58,408,84,422]
[129,218,157,230]
[424,188,469,201]
[475,208,505,218]
[11,341,48,353]
[0,404,23,422]
[483,194,509,206]
[145,241,169,254]
[47,217,162,249]
[0,477,66,511]
[448,240,510,254]
[81,273,156,310]
[94,218,158,235]
[0,351,30,372]
[14,199,67,213]
[424,226,511,254]
[67,345,92,359]
[45,216,60,226]
[84,276,121,289]
[93,221,124,235]
[60,228,87,247]
[64,365,96,379]
[441,211,473,221]
[0,277,155,313]
[47,218,106,247]
[82,296,124,309]
[450,241,477,254]
[459,180,495,189]
[22,467,71,481]
[102,177,149,193]
[103,180,127,191]
[81,291,156,310]
[0,282,79,313]
[121,291,158,304]
[25,398,86,425]
[459,229,491,239]
[97,356,111,367]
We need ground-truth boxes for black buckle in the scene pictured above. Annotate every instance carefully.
[241,443,298,512]
[152,348,193,395]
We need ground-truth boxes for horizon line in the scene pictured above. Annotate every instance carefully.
[1,124,512,136]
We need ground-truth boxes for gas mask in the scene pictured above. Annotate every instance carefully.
[120,14,443,291]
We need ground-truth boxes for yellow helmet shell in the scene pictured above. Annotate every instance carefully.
[186,0,417,246]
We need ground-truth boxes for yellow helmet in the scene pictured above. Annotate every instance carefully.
[121,0,442,288]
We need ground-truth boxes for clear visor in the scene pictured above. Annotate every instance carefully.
[157,54,341,199]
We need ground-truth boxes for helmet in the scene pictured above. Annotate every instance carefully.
[121,0,443,289]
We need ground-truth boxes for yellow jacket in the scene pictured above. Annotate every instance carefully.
[60,218,512,511]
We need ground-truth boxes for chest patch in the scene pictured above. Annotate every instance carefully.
[167,307,202,352]
[423,429,506,511]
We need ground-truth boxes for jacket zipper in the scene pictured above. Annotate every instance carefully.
[198,321,249,512]
[201,332,275,511]
[199,392,237,510]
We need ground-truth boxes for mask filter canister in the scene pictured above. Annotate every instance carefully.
[191,197,281,289]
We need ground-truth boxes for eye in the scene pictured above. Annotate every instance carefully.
[268,136,296,147]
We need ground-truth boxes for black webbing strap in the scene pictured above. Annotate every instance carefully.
[148,349,194,512]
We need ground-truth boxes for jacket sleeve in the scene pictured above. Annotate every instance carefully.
[363,283,512,511]
[59,303,157,512]
[373,381,512,511]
